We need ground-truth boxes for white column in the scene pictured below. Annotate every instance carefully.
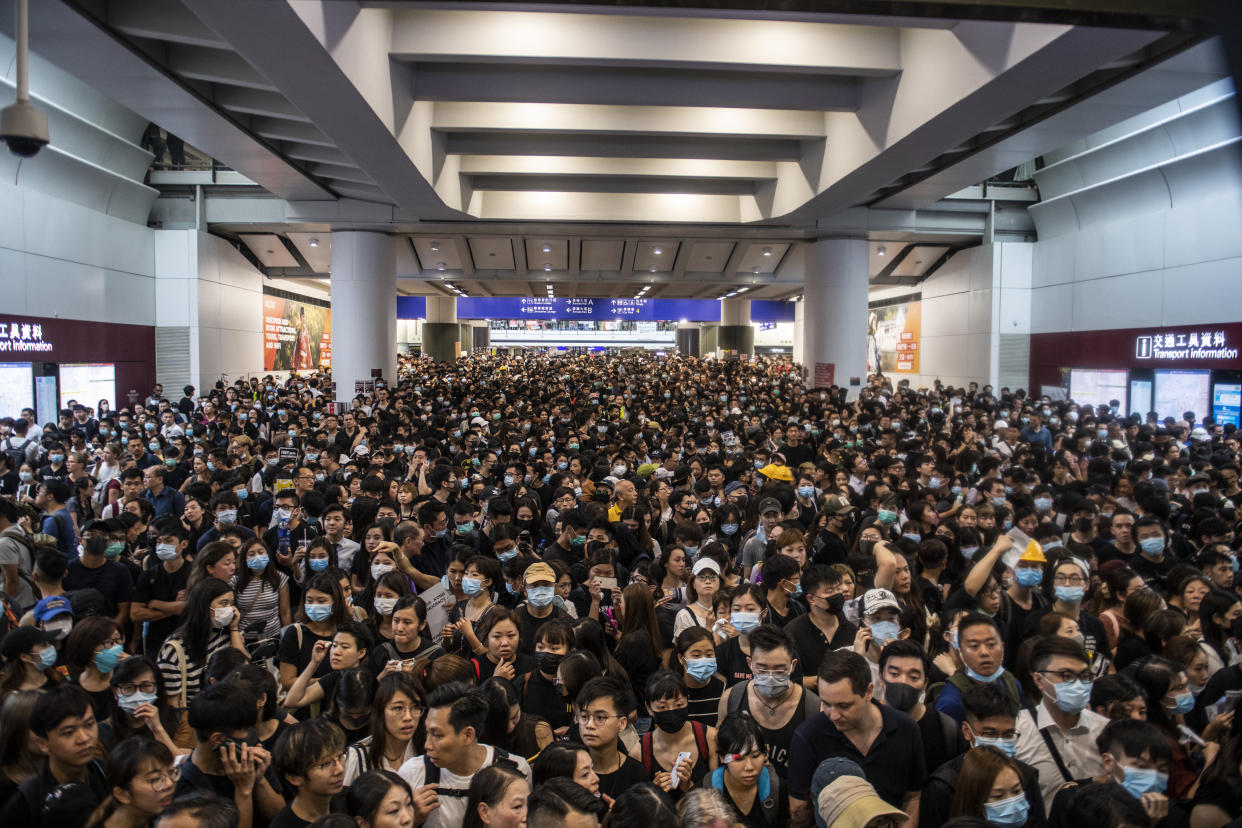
[720,298,751,326]
[793,298,805,367]
[330,232,396,400]
[803,238,868,398]
[426,296,458,324]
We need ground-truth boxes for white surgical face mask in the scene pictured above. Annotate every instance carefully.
[212,606,235,629]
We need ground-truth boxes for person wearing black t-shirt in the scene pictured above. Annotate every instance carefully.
[518,619,575,731]
[784,566,857,689]
[268,718,349,828]
[366,595,444,674]
[131,521,192,654]
[576,675,648,800]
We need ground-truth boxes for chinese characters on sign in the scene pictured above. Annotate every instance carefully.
[0,321,53,353]
[1136,330,1237,361]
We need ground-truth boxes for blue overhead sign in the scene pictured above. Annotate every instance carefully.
[395,296,794,323]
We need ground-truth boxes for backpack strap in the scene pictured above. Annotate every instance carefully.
[167,637,189,709]
[692,721,709,763]
[1024,700,1075,785]
[422,754,440,788]
[520,671,532,702]
[727,680,750,715]
[640,731,654,776]
[938,712,958,755]
[800,684,819,720]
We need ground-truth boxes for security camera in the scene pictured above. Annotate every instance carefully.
[0,100,49,158]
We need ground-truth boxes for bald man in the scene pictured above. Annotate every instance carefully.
[608,480,638,522]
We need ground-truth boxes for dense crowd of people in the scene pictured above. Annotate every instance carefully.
[0,352,1239,828]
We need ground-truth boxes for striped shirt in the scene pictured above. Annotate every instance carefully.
[157,629,231,707]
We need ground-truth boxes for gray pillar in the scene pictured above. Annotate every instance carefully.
[700,323,719,356]
[330,232,396,401]
[804,238,868,396]
[718,297,754,357]
[423,296,459,362]
[676,322,700,358]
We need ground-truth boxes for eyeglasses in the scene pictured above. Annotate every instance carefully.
[386,704,423,719]
[142,768,179,789]
[1052,574,1086,586]
[309,752,348,772]
[751,668,791,679]
[116,681,158,695]
[1038,669,1094,684]
[576,711,621,726]
[97,635,124,650]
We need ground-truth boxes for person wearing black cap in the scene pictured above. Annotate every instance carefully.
[0,626,63,694]
[0,684,109,827]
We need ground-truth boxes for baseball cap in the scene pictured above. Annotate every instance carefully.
[636,463,658,478]
[758,497,783,515]
[811,758,906,828]
[1,626,59,660]
[524,562,556,585]
[692,558,721,577]
[861,588,900,617]
[822,495,855,516]
[33,595,73,622]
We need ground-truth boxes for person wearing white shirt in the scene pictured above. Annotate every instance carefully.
[1014,637,1108,810]
[397,683,532,828]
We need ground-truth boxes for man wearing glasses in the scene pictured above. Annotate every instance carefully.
[573,675,647,801]
[1015,635,1108,810]
[1022,555,1112,676]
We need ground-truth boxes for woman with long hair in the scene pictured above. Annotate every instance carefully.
[98,657,190,756]
[1130,656,1216,801]
[366,569,415,650]
[277,572,349,694]
[0,692,40,804]
[1094,563,1144,651]
[614,583,664,709]
[950,746,1032,826]
[1198,590,1241,676]
[156,578,245,709]
[651,544,690,609]
[84,737,176,828]
[443,555,501,658]
[344,673,425,785]
[481,676,553,760]
[233,537,291,645]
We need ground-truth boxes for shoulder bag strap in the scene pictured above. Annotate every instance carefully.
[1025,700,1074,784]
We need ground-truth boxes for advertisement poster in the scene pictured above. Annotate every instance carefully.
[867,301,921,374]
[263,296,331,371]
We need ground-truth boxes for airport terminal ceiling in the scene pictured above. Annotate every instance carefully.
[3,0,1234,299]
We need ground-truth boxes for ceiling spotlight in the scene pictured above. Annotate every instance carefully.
[542,244,551,254]
[737,286,749,293]
[437,262,446,271]
[877,245,886,257]
[308,238,319,247]
[430,242,440,252]
[649,265,656,273]
[544,263,552,272]
[653,246,663,255]
[752,266,760,274]
[762,247,772,257]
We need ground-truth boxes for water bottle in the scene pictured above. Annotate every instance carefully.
[277,517,291,557]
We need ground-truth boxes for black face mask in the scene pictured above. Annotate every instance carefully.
[883,682,921,713]
[826,593,847,615]
[1074,518,1094,534]
[536,651,563,675]
[652,707,689,734]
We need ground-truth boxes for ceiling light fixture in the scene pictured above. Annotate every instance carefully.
[430,242,440,252]
[877,245,886,257]
[752,266,760,274]
[762,247,772,257]
[737,286,749,293]
[649,265,656,273]
[308,238,319,247]
[653,246,663,255]
[542,244,551,254]
[437,262,446,271]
